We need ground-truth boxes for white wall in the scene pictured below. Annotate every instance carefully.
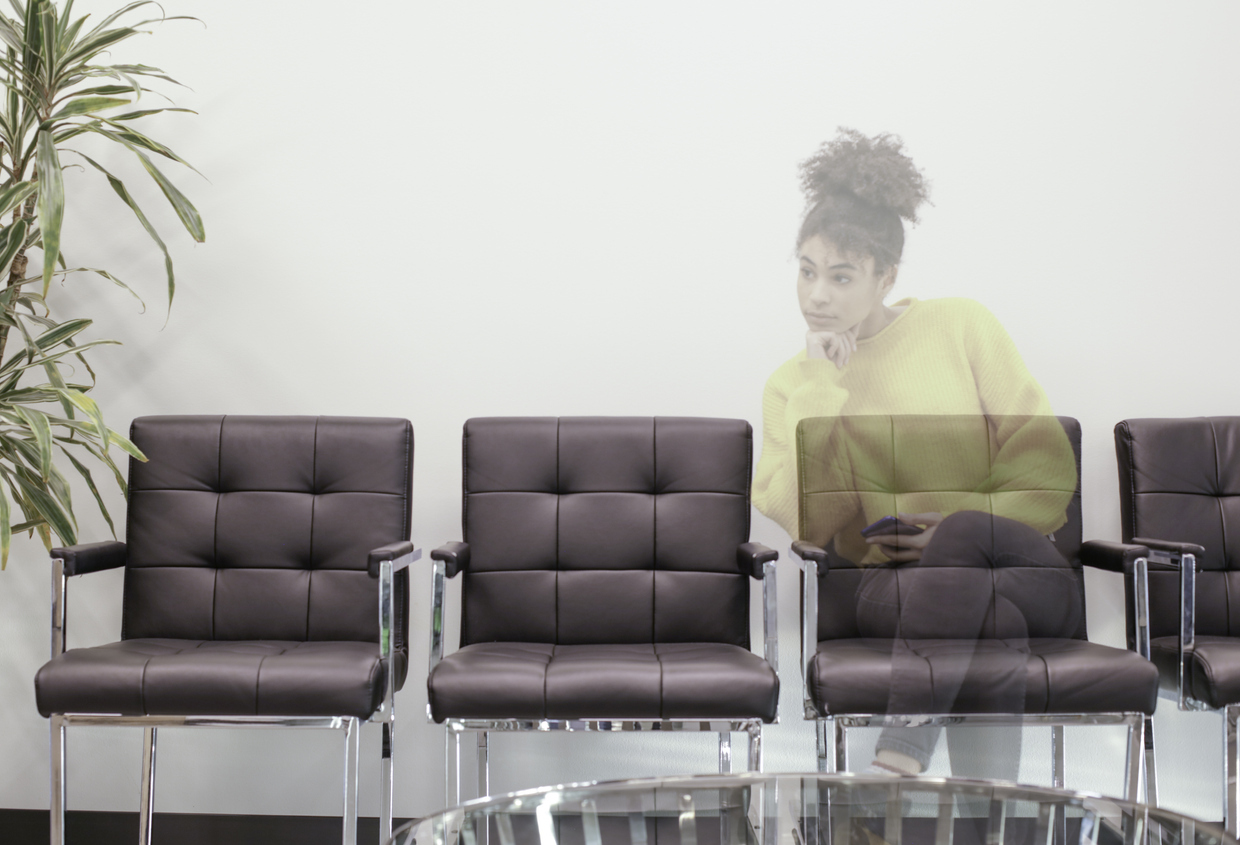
[1,0,1238,822]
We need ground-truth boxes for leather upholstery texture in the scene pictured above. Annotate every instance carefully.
[800,415,1159,717]
[431,643,778,721]
[1117,417,1240,640]
[806,416,1086,642]
[429,416,779,722]
[811,638,1158,715]
[36,640,394,719]
[1150,635,1240,710]
[460,417,753,647]
[35,415,413,718]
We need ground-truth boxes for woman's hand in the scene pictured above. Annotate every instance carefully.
[805,326,859,369]
[866,512,944,563]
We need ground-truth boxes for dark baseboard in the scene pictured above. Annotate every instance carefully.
[0,809,414,845]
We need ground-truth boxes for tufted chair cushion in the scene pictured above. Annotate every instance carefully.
[803,415,1084,642]
[1117,417,1240,640]
[428,416,779,723]
[459,416,753,647]
[35,415,412,718]
[798,414,1158,717]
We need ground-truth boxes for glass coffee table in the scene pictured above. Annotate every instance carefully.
[389,773,1232,845]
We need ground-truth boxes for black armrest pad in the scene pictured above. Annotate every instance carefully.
[1080,540,1149,574]
[1133,537,1206,558]
[51,541,127,576]
[431,541,470,578]
[791,540,829,567]
[367,540,415,578]
[737,542,778,579]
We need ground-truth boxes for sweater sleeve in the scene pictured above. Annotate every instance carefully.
[752,356,851,539]
[963,302,1077,534]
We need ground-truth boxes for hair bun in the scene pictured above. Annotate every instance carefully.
[799,128,929,224]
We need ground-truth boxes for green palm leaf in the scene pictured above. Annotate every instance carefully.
[35,128,63,293]
[0,1,199,567]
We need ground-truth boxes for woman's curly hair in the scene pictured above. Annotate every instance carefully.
[796,128,930,271]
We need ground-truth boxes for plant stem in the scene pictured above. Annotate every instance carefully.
[0,191,34,363]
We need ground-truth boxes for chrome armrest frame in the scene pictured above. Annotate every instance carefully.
[798,556,819,721]
[428,559,447,675]
[377,548,421,720]
[1144,548,1204,711]
[1143,548,1206,712]
[761,560,778,672]
[51,557,67,659]
[1162,550,1201,711]
[1131,554,1152,662]
[1181,552,1198,710]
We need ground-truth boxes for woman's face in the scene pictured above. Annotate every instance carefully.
[797,235,895,337]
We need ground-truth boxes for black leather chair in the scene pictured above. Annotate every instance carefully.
[427,417,780,804]
[33,416,418,845]
[791,415,1160,801]
[1115,416,1240,832]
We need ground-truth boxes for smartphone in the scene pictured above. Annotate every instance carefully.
[860,515,925,539]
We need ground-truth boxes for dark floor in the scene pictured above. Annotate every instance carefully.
[0,810,413,845]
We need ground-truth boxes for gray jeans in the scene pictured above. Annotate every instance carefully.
[859,511,1081,775]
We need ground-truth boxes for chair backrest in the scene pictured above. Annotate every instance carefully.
[1116,416,1240,638]
[122,416,412,647]
[458,417,753,647]
[800,414,1083,641]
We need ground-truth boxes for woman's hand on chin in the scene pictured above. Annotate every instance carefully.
[805,326,859,369]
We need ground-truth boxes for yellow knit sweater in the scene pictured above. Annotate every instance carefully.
[752,297,1076,564]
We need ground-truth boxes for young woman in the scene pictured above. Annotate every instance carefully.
[753,129,1079,779]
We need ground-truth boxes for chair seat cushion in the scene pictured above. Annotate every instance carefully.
[809,638,1158,716]
[35,639,404,719]
[1151,635,1240,709]
[428,642,779,722]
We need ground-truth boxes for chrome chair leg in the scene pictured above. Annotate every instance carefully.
[1051,725,1066,845]
[761,777,777,845]
[802,775,821,845]
[139,726,157,845]
[477,731,489,800]
[1226,705,1239,837]
[447,727,462,807]
[1123,718,1143,804]
[1051,724,1065,788]
[934,791,954,845]
[50,714,65,845]
[886,783,904,845]
[381,719,395,844]
[748,724,763,773]
[343,718,359,845]
[718,731,732,774]
[816,720,829,774]
[834,720,848,773]
[1143,717,1158,807]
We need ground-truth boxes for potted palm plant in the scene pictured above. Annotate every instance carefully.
[0,0,203,566]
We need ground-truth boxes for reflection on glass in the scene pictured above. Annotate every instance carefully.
[752,129,1077,780]
[390,775,1229,845]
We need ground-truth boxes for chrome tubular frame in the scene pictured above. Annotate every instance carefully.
[817,713,1147,803]
[1130,554,1160,808]
[51,557,66,659]
[797,551,1153,803]
[432,553,777,806]
[1227,703,1239,837]
[1176,552,1201,711]
[47,547,420,845]
[442,718,767,807]
[762,561,779,672]
[801,559,819,720]
[1150,548,1240,834]
[428,558,447,674]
